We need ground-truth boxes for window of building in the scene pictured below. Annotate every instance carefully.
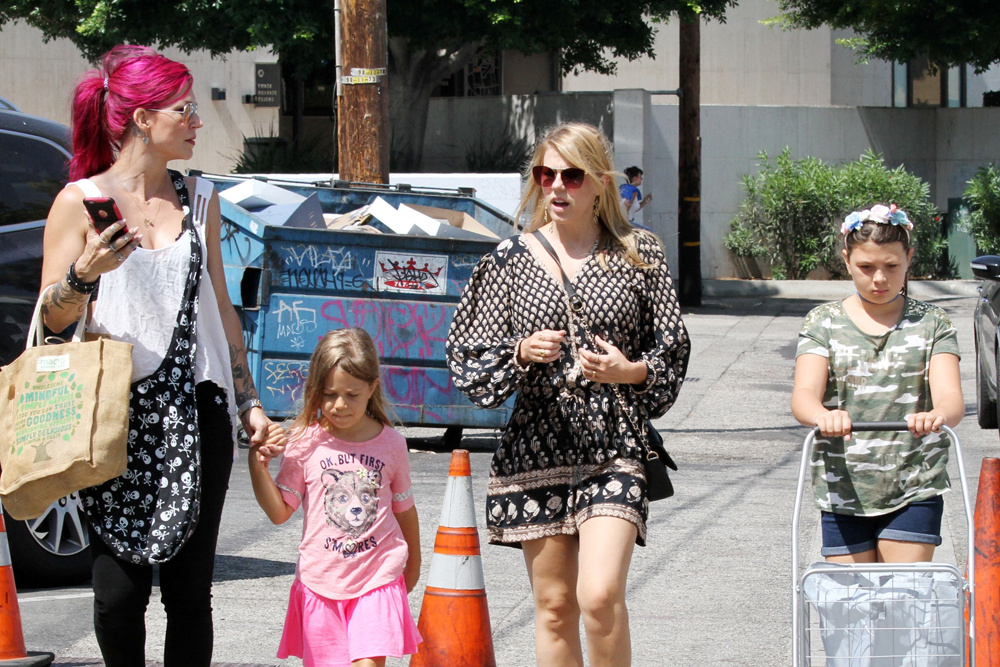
[891,57,966,107]
[432,48,503,97]
[0,131,68,227]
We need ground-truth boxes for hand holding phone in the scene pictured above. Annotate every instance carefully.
[83,197,128,245]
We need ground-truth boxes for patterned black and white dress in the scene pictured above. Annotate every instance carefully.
[446,231,689,546]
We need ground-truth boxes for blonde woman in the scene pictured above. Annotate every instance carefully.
[446,123,689,666]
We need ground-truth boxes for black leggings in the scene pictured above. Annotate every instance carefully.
[88,382,234,667]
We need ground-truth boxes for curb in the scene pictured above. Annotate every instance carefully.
[703,279,980,300]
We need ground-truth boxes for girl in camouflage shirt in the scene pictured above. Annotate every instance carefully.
[791,205,964,563]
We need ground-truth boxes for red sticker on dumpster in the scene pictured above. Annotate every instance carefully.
[375,251,448,295]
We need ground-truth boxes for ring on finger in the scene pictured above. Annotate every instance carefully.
[116,251,124,262]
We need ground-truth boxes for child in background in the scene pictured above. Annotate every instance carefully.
[791,204,964,564]
[619,166,652,222]
[249,328,422,667]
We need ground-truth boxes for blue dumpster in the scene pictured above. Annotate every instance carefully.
[206,174,517,428]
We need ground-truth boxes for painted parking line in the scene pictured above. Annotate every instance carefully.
[18,591,94,602]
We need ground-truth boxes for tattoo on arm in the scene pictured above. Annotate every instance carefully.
[229,342,258,405]
[40,278,89,330]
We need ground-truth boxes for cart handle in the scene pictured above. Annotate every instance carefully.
[791,423,976,667]
[837,421,909,431]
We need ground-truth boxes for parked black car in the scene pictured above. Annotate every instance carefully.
[972,255,1000,430]
[0,103,93,587]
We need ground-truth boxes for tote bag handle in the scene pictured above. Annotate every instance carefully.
[26,283,91,349]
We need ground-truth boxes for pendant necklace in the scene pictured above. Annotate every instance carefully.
[114,165,164,228]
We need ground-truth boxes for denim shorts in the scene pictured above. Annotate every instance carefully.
[820,496,944,556]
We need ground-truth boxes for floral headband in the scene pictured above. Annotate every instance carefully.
[840,204,913,236]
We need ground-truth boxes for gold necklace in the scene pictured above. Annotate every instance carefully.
[114,166,165,228]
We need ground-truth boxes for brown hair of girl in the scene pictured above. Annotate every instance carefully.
[843,205,913,294]
[291,328,395,434]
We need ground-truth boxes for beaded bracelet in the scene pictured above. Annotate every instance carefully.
[66,262,99,294]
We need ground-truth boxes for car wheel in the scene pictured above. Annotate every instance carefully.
[3,493,92,588]
[984,342,1000,429]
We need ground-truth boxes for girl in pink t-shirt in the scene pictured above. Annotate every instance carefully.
[248,328,422,667]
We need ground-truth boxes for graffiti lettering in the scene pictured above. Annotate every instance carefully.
[263,360,309,404]
[277,269,370,291]
[273,299,317,340]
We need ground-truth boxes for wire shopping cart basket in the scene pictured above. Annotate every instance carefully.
[791,423,976,666]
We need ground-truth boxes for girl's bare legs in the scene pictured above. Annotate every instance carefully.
[577,517,637,667]
[352,658,385,667]
[826,540,935,564]
[523,534,584,667]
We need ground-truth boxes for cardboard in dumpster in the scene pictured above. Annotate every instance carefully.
[397,204,496,240]
[339,197,497,239]
[365,197,429,236]
[218,179,326,229]
[404,204,500,240]
[325,206,382,233]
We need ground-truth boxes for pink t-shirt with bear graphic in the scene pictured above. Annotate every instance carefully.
[275,422,415,600]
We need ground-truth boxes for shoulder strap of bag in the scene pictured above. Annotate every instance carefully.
[191,176,214,228]
[27,284,90,349]
[531,230,585,314]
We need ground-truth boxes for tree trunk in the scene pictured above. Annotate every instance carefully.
[387,37,479,171]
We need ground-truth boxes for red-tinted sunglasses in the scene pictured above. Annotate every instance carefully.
[532,166,587,189]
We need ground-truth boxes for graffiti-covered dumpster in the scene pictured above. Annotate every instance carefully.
[204,173,517,428]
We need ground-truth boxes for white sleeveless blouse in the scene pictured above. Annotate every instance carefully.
[69,177,238,438]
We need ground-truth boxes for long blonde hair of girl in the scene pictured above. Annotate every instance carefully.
[291,328,395,434]
[516,122,656,269]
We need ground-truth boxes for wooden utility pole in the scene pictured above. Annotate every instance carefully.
[337,0,389,183]
[677,15,701,306]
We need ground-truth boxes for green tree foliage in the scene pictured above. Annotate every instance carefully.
[727,149,949,280]
[964,164,1000,254]
[0,0,736,169]
[772,0,1000,72]
[839,152,945,279]
[728,149,842,279]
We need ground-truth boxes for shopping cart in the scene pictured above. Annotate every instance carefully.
[791,423,976,666]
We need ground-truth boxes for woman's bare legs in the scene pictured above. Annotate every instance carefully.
[576,517,637,667]
[523,534,584,667]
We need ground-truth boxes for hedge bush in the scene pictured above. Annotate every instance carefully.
[964,164,1000,254]
[726,149,950,280]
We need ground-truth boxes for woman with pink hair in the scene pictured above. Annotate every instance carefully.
[39,45,280,666]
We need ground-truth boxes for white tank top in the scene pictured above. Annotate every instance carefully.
[70,176,238,440]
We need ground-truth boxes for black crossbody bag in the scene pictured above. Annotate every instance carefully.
[530,230,676,501]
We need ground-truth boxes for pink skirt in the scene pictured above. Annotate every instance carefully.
[277,576,422,667]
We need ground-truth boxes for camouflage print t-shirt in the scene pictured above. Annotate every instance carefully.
[796,298,960,516]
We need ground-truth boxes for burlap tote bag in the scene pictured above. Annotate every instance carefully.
[0,288,132,520]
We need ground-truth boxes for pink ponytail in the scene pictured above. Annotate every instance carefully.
[69,45,193,181]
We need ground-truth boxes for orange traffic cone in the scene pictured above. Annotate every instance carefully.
[971,458,1000,667]
[410,450,496,667]
[0,501,54,666]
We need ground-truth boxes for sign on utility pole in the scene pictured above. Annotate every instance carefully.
[678,16,701,307]
[337,0,390,183]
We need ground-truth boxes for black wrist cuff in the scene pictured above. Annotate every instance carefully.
[66,262,99,294]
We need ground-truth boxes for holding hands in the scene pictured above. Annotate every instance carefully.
[250,422,288,465]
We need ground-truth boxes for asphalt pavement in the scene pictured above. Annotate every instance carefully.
[17,291,995,666]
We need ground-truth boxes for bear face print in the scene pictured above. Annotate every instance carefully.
[322,467,382,538]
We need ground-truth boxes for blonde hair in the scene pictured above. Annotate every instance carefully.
[516,122,655,269]
[291,328,394,434]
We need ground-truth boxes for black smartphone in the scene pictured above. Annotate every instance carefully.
[83,197,128,244]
